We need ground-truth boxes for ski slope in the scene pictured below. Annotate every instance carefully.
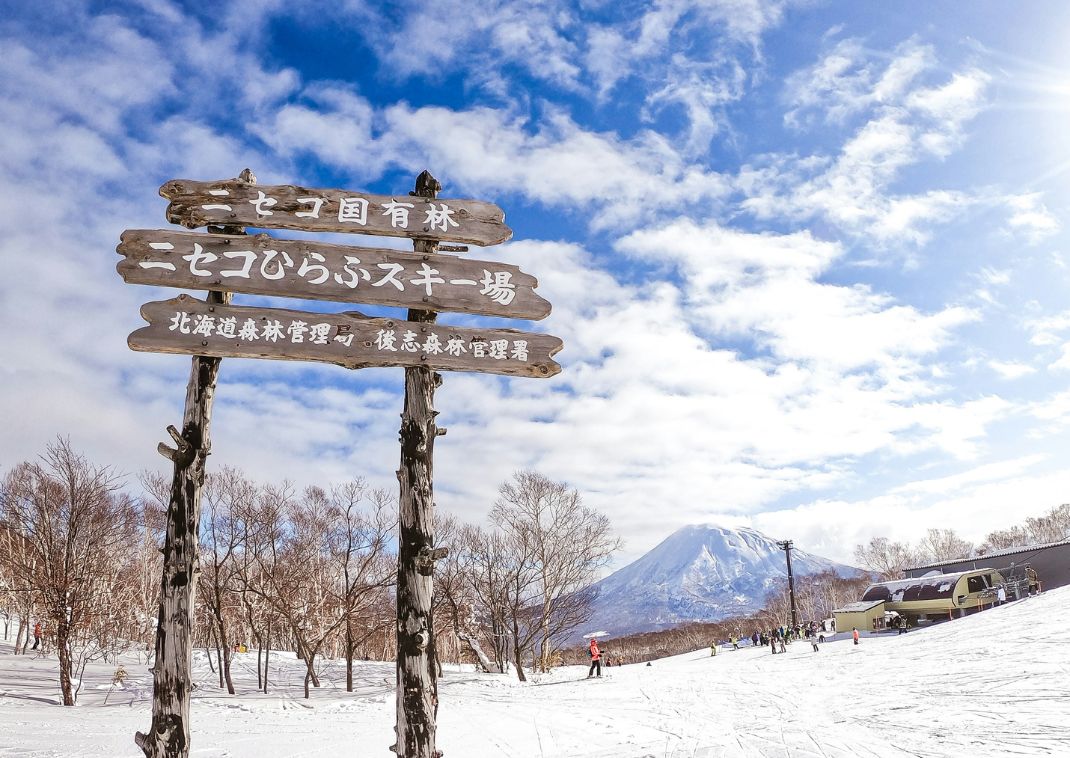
[1,586,1067,757]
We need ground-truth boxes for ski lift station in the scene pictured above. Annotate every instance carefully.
[903,537,1070,594]
[834,568,1006,630]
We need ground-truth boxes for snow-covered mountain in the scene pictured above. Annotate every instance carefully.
[586,524,862,636]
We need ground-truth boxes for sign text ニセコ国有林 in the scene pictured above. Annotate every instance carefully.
[161,179,512,246]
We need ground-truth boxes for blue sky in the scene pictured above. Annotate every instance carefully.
[3,0,1070,568]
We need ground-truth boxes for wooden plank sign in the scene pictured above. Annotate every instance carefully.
[161,179,512,246]
[117,229,550,321]
[129,296,562,378]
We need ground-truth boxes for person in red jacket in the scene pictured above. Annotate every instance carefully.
[852,627,860,645]
[31,621,42,650]
[587,638,602,678]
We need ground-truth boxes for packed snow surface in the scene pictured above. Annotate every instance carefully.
[2,586,1068,757]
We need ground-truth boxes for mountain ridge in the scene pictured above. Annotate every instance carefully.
[583,523,862,637]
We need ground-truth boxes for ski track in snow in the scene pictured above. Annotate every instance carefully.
[1,587,1069,757]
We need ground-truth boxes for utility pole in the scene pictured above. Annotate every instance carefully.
[777,539,798,628]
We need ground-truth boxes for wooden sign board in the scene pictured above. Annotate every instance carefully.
[117,230,550,321]
[161,179,512,246]
[130,296,562,378]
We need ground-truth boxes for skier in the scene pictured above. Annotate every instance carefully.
[852,627,860,645]
[587,638,602,678]
[31,621,42,651]
[811,635,819,652]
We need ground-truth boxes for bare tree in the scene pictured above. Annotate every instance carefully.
[853,536,917,580]
[0,519,38,654]
[433,516,499,673]
[978,525,1029,553]
[198,468,256,694]
[491,471,620,679]
[241,483,351,698]
[917,528,973,565]
[461,526,515,675]
[325,482,395,692]
[1,439,138,705]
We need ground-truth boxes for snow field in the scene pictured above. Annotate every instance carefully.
[1,586,1068,757]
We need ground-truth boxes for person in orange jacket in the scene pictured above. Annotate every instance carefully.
[31,621,42,650]
[587,638,602,678]
[852,627,860,645]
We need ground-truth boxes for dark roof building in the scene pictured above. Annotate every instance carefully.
[903,538,1070,593]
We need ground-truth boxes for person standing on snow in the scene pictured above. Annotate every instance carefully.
[31,621,42,651]
[587,638,602,678]
[852,627,860,645]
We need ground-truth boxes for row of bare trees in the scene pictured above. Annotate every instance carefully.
[0,440,399,704]
[853,504,1070,581]
[145,471,398,699]
[1,439,621,702]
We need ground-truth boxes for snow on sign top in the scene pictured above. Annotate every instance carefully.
[160,179,513,246]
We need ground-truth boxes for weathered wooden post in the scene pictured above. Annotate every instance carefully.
[394,170,447,758]
[134,170,253,758]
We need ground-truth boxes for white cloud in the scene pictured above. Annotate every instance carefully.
[784,39,933,128]
[1026,310,1070,346]
[345,0,582,88]
[1004,193,1060,243]
[1049,343,1070,373]
[616,219,978,372]
[988,360,1036,380]
[254,97,731,230]
[749,41,990,245]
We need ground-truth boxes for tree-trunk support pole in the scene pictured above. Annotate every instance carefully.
[136,169,254,758]
[394,170,444,758]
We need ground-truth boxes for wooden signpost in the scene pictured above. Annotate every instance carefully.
[120,169,560,758]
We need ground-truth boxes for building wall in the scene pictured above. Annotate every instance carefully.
[834,603,884,634]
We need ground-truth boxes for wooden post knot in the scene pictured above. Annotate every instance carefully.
[415,630,429,651]
[157,424,196,466]
[416,546,448,575]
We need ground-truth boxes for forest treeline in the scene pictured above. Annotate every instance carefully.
[0,439,617,704]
